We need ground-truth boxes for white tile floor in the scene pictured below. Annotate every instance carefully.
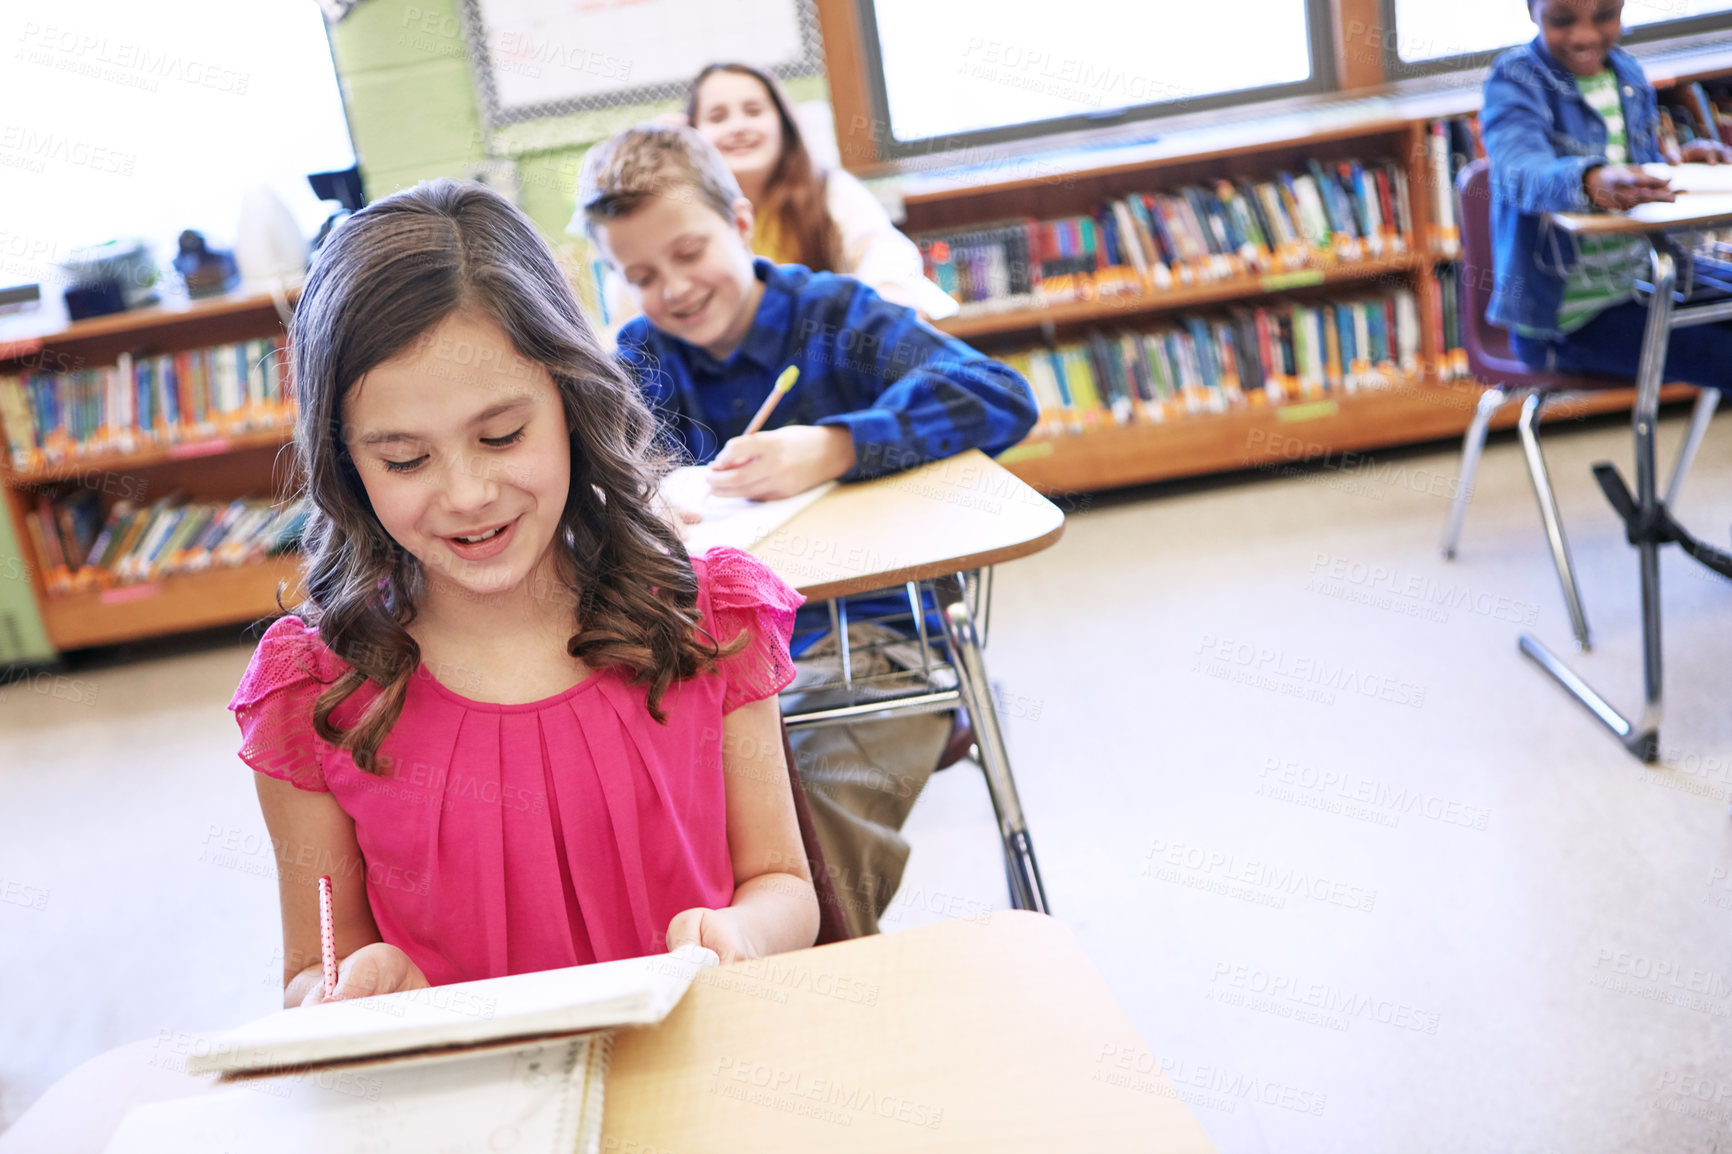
[3,410,1730,1152]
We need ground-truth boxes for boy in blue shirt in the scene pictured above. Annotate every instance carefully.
[577,123,1038,937]
[1484,0,1732,378]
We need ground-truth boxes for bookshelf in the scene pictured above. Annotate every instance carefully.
[6,42,1732,652]
[0,289,305,655]
[881,65,1732,494]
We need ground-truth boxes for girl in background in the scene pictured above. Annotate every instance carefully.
[686,61,958,320]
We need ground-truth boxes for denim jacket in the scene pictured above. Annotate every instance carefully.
[1481,37,1662,338]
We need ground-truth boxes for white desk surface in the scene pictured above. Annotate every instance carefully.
[1549,194,1732,236]
[748,450,1066,600]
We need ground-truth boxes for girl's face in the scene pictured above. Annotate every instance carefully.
[1531,0,1623,76]
[342,310,572,604]
[693,70,784,187]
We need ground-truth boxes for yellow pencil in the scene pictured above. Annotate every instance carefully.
[741,365,800,436]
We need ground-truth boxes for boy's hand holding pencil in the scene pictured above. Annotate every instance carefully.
[709,425,857,501]
[708,365,857,501]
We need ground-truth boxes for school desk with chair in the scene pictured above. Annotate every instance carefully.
[1492,185,1732,762]
[747,449,1066,913]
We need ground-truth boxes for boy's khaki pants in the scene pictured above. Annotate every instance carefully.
[782,622,952,938]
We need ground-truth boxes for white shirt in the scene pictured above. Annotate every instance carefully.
[822,168,959,320]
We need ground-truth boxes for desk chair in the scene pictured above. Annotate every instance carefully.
[784,571,1046,913]
[1440,158,1721,649]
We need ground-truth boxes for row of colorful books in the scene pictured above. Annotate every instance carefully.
[917,159,1418,313]
[0,338,292,473]
[1423,117,1483,258]
[25,489,309,595]
[998,280,1469,434]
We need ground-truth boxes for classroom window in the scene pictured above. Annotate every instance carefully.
[1382,0,1732,75]
[0,0,355,296]
[855,0,1332,157]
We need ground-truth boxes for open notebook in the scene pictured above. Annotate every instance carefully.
[660,465,835,554]
[103,949,715,1154]
[1640,163,1732,193]
[107,1035,611,1154]
[184,945,715,1076]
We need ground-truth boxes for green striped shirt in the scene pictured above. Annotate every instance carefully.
[1556,70,1650,334]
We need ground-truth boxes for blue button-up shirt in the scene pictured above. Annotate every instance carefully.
[617,259,1037,657]
[616,259,1037,476]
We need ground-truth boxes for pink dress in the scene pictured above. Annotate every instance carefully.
[228,547,803,987]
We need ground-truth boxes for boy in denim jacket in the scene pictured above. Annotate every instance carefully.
[1483,0,1731,378]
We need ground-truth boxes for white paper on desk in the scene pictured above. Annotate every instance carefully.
[1624,193,1732,225]
[661,465,835,553]
[106,1034,610,1154]
[1641,163,1732,192]
[183,945,716,1076]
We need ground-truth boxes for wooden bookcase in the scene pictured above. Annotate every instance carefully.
[885,59,1732,494]
[0,291,303,654]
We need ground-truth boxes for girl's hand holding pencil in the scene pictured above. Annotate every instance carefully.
[300,942,431,1006]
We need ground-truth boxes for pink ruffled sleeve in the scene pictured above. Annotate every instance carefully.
[697,547,805,713]
[228,615,338,793]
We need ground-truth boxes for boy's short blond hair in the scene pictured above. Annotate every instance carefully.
[577,123,743,237]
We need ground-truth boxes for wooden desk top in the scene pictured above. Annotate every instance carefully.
[1549,193,1732,236]
[605,912,1218,1153]
[748,451,1066,600]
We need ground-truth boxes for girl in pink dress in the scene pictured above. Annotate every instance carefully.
[229,179,819,1008]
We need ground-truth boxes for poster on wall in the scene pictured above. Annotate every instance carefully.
[463,0,823,125]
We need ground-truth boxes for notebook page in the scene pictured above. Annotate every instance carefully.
[106,1035,611,1154]
[1625,192,1732,225]
[660,466,836,553]
[1640,163,1732,193]
[186,946,714,1076]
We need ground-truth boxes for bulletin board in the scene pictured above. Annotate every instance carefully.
[460,0,826,126]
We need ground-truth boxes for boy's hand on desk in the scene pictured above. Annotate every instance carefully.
[666,906,756,963]
[1680,140,1732,165]
[709,426,856,501]
[1585,165,1675,210]
[301,942,430,1007]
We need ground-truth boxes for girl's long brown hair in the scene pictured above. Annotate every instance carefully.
[289,178,737,772]
[687,62,840,273]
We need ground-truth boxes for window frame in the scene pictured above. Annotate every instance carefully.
[1377,0,1732,81]
[851,0,1339,161]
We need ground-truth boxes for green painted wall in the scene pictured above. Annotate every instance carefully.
[0,498,55,666]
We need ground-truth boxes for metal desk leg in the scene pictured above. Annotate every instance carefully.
[1518,392,1593,650]
[1443,386,1522,561]
[1520,247,1673,763]
[932,572,1049,913]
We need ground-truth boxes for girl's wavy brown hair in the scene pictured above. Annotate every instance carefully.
[289,178,737,772]
[687,62,840,272]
